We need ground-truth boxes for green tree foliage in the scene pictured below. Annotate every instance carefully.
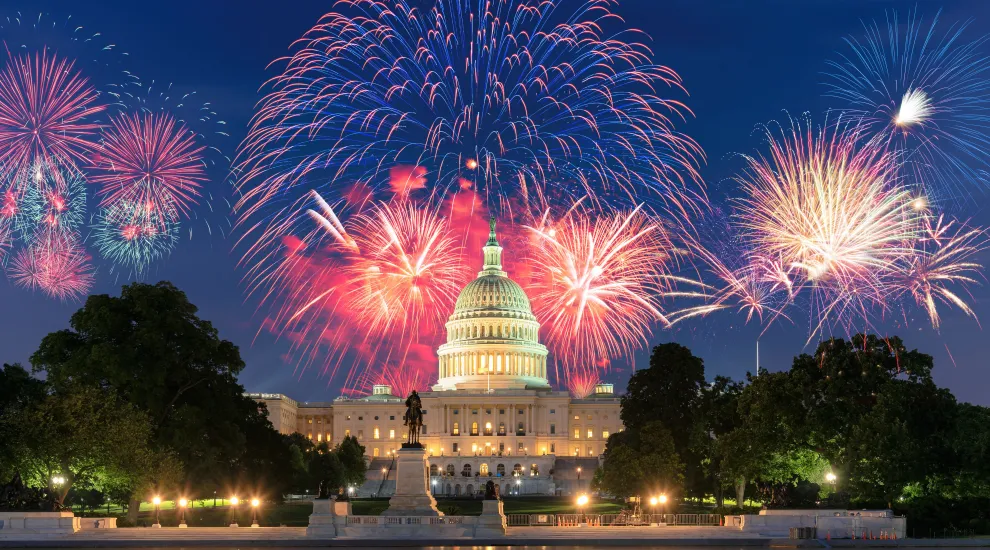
[2,384,171,505]
[27,282,284,517]
[949,404,990,498]
[691,375,744,508]
[335,436,368,487]
[0,363,46,481]
[596,421,684,499]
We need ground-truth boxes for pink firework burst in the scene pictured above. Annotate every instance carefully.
[91,112,206,219]
[0,51,103,179]
[10,231,94,301]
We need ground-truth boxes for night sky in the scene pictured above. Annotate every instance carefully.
[1,0,988,406]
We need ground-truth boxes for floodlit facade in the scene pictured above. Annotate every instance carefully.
[248,221,622,496]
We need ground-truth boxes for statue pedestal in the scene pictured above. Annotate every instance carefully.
[475,500,507,537]
[381,446,442,517]
[306,498,337,538]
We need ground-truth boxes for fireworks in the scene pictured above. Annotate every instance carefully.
[91,112,207,220]
[92,200,179,273]
[824,8,990,200]
[0,51,103,179]
[9,231,94,301]
[525,203,695,370]
[235,0,708,393]
[15,162,88,241]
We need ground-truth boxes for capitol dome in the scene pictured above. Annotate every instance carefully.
[433,218,550,391]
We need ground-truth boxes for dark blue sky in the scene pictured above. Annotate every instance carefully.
[2,0,988,405]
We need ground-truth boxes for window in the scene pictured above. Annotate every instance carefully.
[499,409,505,414]
[358,416,363,421]
[486,409,492,414]
[550,443,555,453]
[602,430,609,439]
[472,409,478,415]
[453,409,459,415]
[518,409,524,415]
[573,447,579,456]
[574,415,580,420]
[480,463,489,475]
[513,463,523,475]
[430,464,438,476]
[484,422,493,436]
[497,464,506,476]
[446,464,455,476]
[373,448,380,457]
[498,422,506,436]
[346,415,351,420]
[587,427,593,439]
[517,422,524,434]
[471,422,479,436]
[422,425,427,434]
[358,430,364,439]
[344,429,350,437]
[573,428,580,439]
[587,415,592,421]
[498,442,505,453]
[587,446,594,456]
[550,409,555,414]
[531,464,539,476]
[307,432,313,440]
[517,442,524,452]
[462,464,472,476]
[452,443,459,453]
[374,416,379,420]
[374,427,380,439]
[390,415,395,421]
[453,422,460,436]
[550,423,556,435]
[389,429,396,439]
[316,418,322,424]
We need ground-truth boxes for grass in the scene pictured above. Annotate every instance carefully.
[81,497,625,527]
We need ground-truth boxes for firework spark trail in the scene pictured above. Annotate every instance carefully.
[9,229,94,301]
[14,161,87,242]
[91,112,207,221]
[525,203,705,374]
[0,50,103,181]
[824,8,990,202]
[893,216,988,330]
[91,199,180,273]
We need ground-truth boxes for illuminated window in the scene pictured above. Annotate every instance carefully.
[358,430,364,440]
[344,429,350,437]
[602,430,609,439]
[471,422,479,436]
[484,422,492,436]
[308,418,313,424]
[346,415,351,420]
[317,433,323,442]
[587,427,594,439]
[453,422,460,436]
[374,427,380,439]
[498,422,506,436]
[573,415,579,420]
[307,433,312,440]
[325,432,330,441]
[587,415,592,421]
[389,429,395,440]
[587,446,594,456]
[517,442,524,451]
[480,463,489,475]
[573,428,580,439]
[373,448,380,457]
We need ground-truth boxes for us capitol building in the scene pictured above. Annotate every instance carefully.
[249,221,622,497]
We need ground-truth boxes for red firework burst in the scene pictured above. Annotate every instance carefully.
[9,231,94,301]
[0,51,103,179]
[91,112,206,219]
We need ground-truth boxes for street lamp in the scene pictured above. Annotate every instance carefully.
[152,496,162,528]
[577,494,589,524]
[826,472,837,484]
[229,496,239,528]
[250,498,260,528]
[659,494,668,520]
[178,498,188,528]
[576,467,582,482]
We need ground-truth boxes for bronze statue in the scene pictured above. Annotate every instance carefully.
[403,390,424,447]
[484,480,501,501]
[317,478,330,499]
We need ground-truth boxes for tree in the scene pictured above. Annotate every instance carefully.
[0,363,46,481]
[596,421,684,500]
[335,436,367,488]
[949,404,990,498]
[621,343,705,497]
[691,376,744,508]
[307,443,345,496]
[3,384,166,505]
[29,282,278,519]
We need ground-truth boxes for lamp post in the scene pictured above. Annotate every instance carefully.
[577,494,589,525]
[826,472,837,502]
[576,467,582,482]
[250,498,260,528]
[229,496,239,528]
[659,494,668,523]
[178,498,188,528]
[152,496,162,528]
[649,496,658,524]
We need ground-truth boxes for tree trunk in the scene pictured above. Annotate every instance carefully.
[734,478,746,508]
[126,497,140,524]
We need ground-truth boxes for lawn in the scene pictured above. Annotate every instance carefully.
[82,496,625,527]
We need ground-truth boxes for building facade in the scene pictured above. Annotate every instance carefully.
[248,220,622,496]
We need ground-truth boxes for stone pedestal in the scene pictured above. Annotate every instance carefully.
[382,446,442,517]
[474,500,507,537]
[0,512,80,534]
[306,498,337,538]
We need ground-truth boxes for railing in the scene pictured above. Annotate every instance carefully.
[505,513,722,527]
[346,516,466,526]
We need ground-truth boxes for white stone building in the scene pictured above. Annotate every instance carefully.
[248,220,622,496]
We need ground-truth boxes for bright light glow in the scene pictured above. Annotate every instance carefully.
[649,497,658,506]
[152,496,161,506]
[659,494,668,504]
[230,497,239,506]
[576,495,589,507]
[894,89,932,127]
[179,498,188,508]
[465,158,478,170]
[251,498,260,508]
[911,197,928,211]
[826,472,837,482]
